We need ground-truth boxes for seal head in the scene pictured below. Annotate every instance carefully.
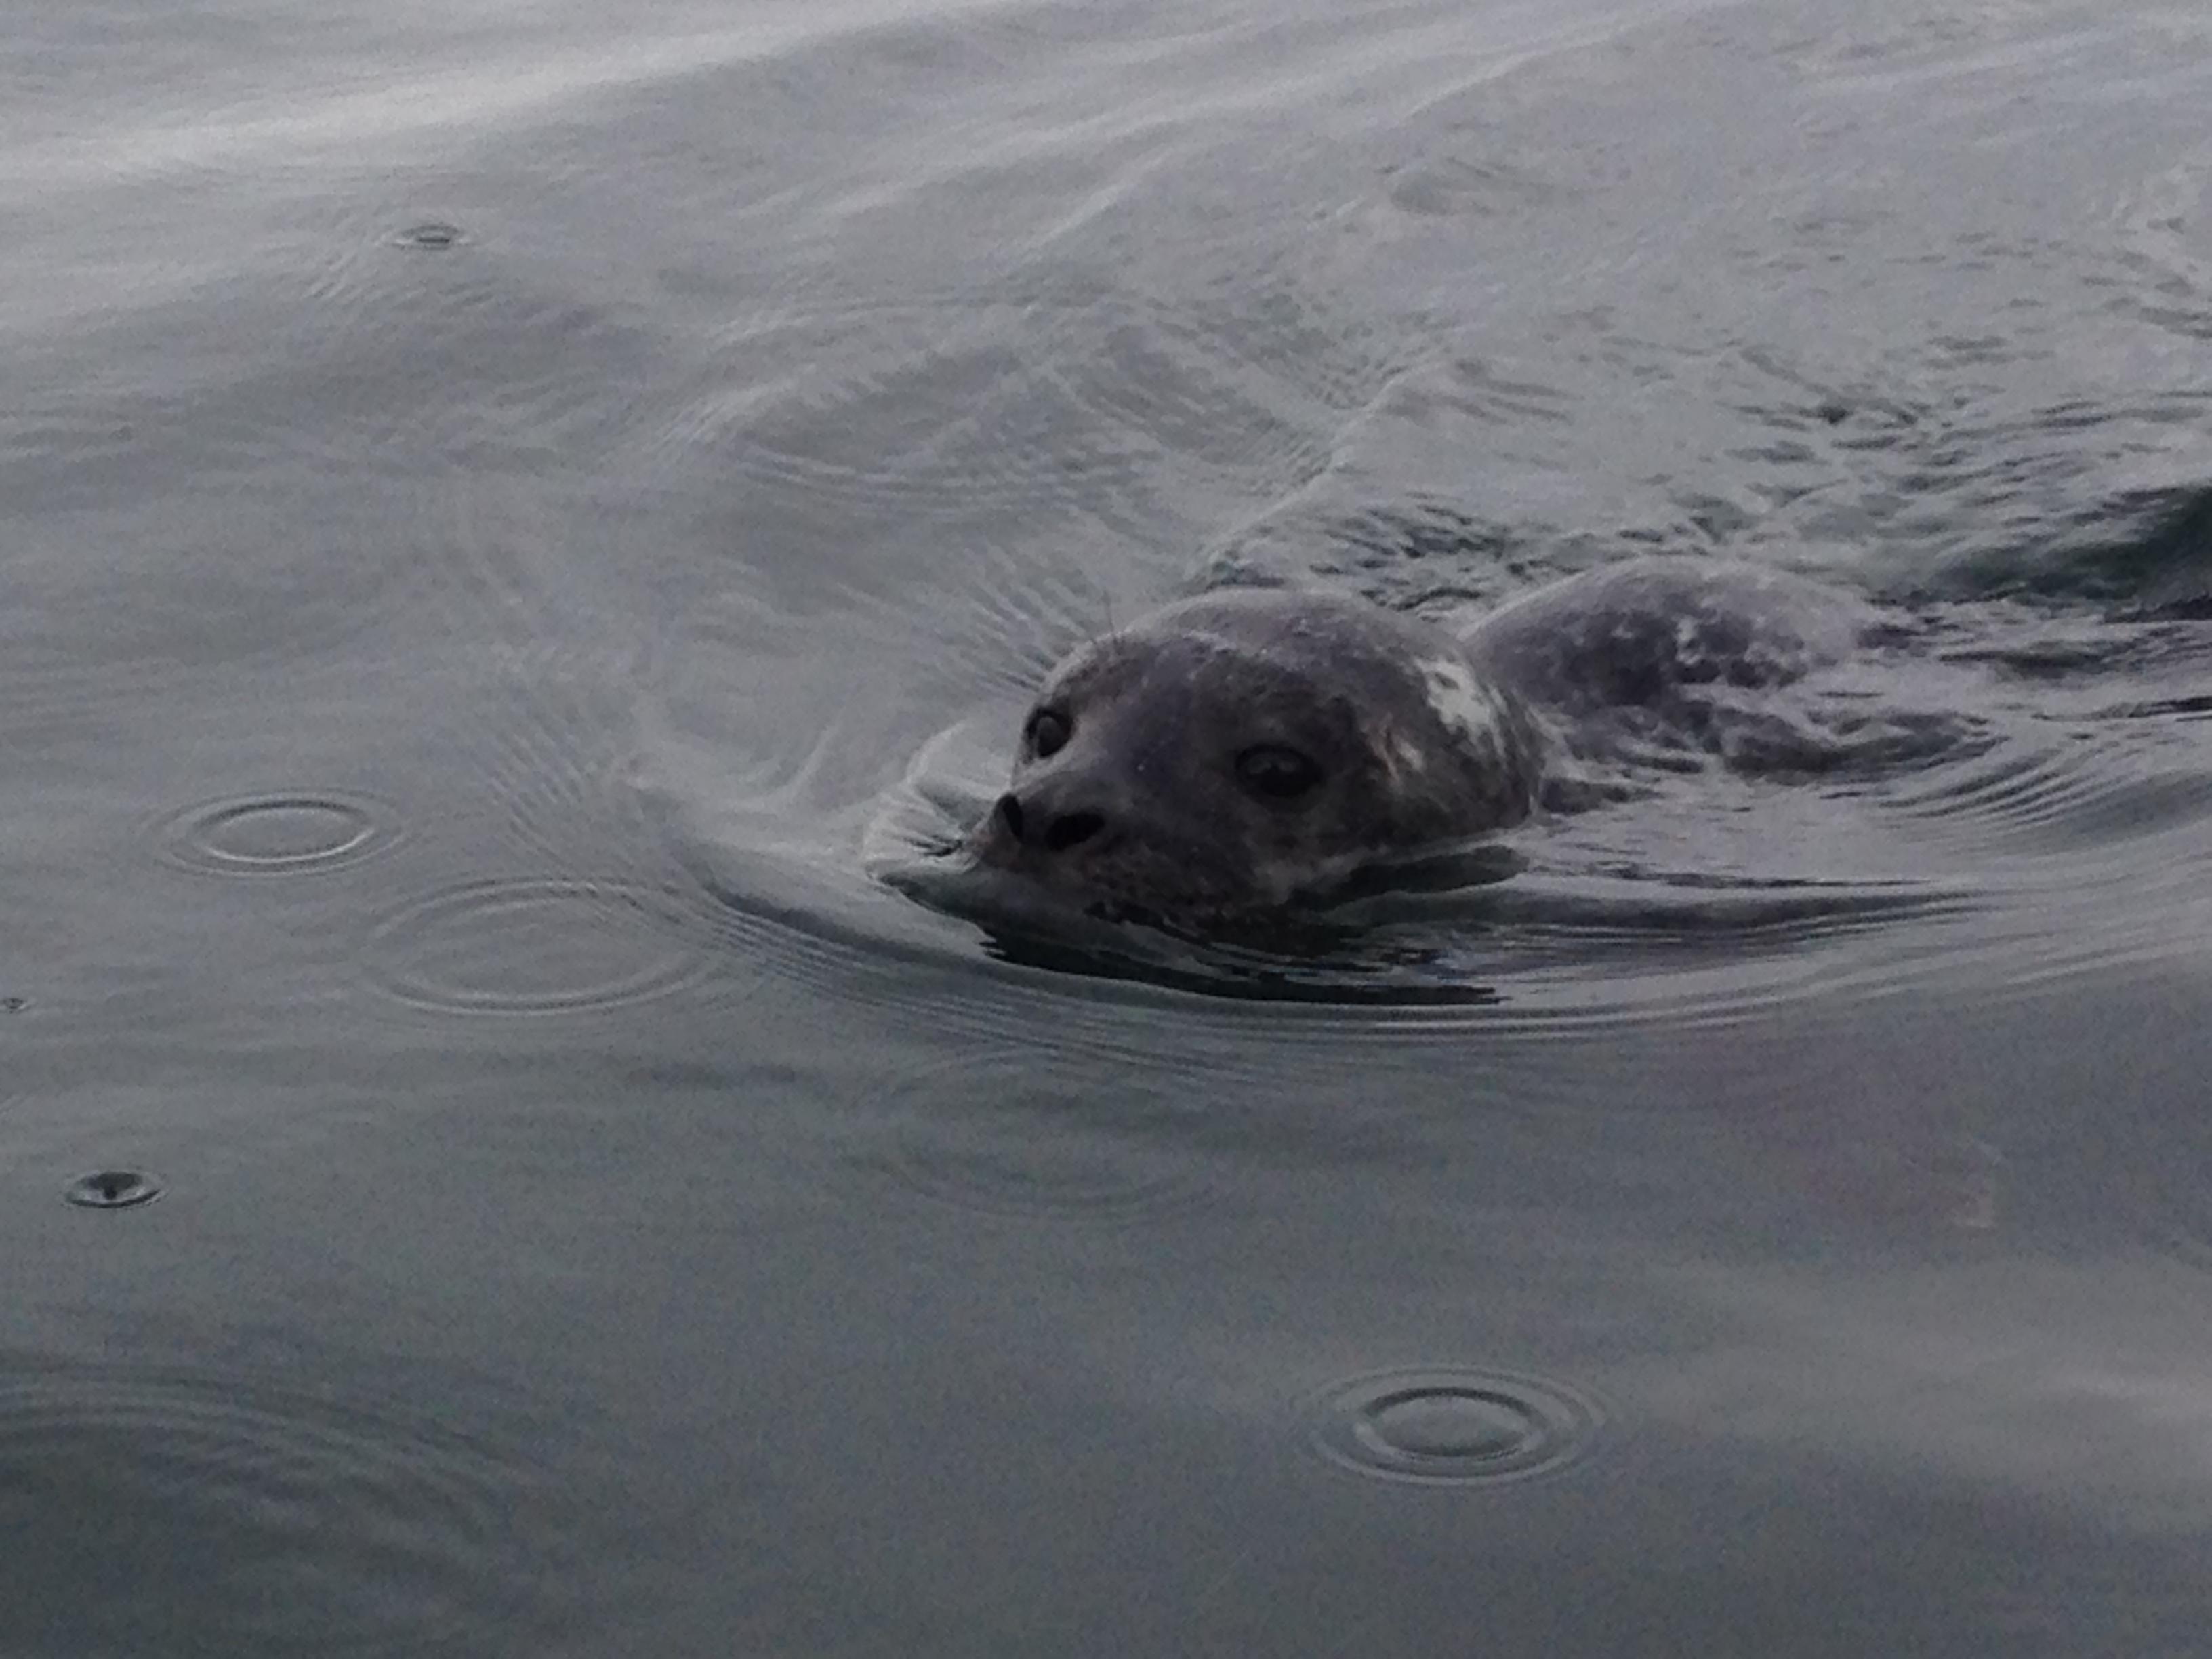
[964,588,1543,926]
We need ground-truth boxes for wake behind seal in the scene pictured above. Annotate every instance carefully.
[960,556,1871,930]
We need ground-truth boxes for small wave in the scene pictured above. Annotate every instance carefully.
[1877,468,2212,610]
[1885,737,2212,854]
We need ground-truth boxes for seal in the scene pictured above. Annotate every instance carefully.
[962,556,1868,927]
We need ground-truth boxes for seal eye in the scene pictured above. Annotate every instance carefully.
[1234,744,1323,801]
[1025,708,1071,758]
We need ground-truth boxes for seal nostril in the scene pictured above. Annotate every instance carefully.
[994,794,1026,842]
[1044,811,1105,852]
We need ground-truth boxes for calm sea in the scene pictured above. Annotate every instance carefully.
[6,0,2212,1652]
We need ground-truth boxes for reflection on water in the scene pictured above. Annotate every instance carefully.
[0,1353,592,1656]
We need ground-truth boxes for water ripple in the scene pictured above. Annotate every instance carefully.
[846,1042,1222,1226]
[365,877,716,1018]
[152,791,403,879]
[1302,1366,1613,1488]
[0,1355,589,1656]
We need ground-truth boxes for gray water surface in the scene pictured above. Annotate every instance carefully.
[7,0,2212,1652]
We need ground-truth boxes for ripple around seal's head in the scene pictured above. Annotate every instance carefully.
[659,571,2212,1036]
[364,876,716,1018]
[0,1357,587,1654]
[1302,1367,1610,1488]
[639,731,1937,1042]
[857,722,1971,1033]
[151,790,403,878]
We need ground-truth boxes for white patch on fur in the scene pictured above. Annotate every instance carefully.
[1417,657,1505,756]
[1391,733,1429,773]
[1254,846,1372,905]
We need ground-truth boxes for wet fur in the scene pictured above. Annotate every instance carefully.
[966,557,1866,926]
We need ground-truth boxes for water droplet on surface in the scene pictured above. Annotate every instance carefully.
[64,1170,162,1210]
[1364,1389,1531,1460]
[154,792,399,877]
[1305,1368,1607,1486]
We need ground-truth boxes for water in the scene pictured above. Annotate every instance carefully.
[5,0,2212,1651]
